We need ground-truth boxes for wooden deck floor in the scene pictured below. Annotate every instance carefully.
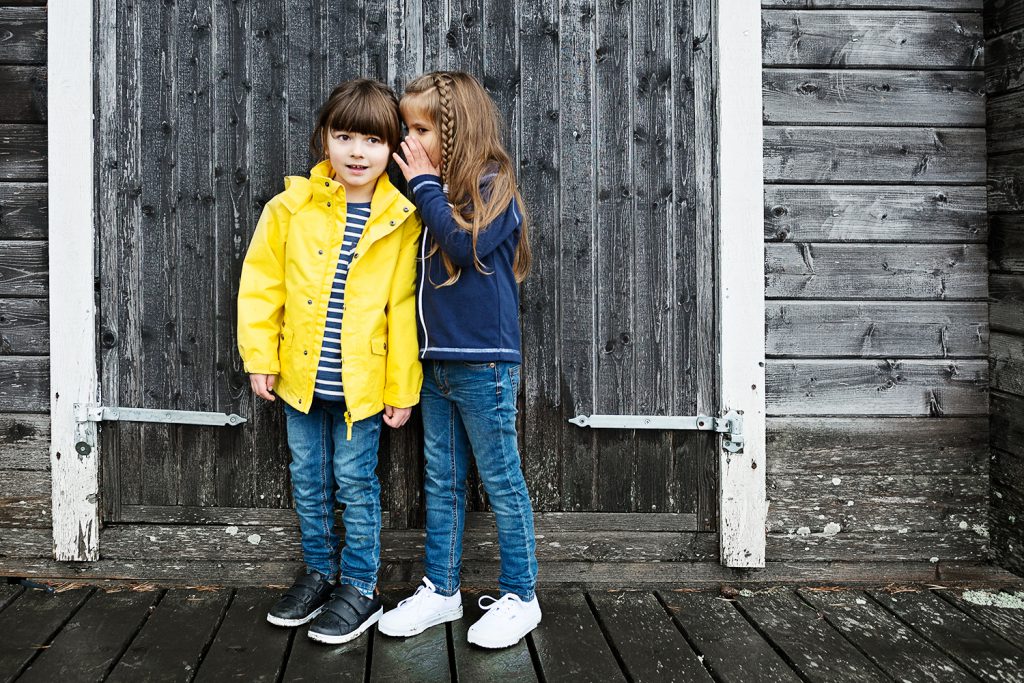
[2,583,1024,682]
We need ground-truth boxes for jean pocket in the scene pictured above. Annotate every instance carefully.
[508,364,521,395]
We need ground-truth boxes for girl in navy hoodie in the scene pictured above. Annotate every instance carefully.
[378,71,540,649]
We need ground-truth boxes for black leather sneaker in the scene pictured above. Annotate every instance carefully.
[307,583,384,644]
[266,570,335,627]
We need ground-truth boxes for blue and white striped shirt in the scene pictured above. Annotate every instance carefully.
[313,202,370,401]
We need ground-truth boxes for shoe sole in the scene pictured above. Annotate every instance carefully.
[377,605,464,638]
[307,607,383,645]
[467,617,541,649]
[266,606,325,628]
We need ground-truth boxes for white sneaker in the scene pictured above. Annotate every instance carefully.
[466,593,542,649]
[377,577,463,637]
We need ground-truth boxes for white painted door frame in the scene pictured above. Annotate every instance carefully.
[47,0,766,564]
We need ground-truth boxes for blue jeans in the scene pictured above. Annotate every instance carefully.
[421,360,538,601]
[283,399,382,597]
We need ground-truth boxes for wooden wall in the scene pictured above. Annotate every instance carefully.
[0,0,52,563]
[985,0,1024,576]
[762,0,992,567]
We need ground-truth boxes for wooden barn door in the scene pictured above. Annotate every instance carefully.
[95,0,720,553]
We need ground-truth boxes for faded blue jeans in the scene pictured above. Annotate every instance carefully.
[283,399,382,597]
[421,359,538,601]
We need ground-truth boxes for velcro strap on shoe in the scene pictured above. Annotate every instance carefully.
[284,574,326,602]
[325,591,365,624]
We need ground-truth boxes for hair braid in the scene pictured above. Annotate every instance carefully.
[433,73,455,183]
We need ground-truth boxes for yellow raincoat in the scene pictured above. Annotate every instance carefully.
[237,160,423,437]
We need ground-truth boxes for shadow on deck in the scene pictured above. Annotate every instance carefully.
[2,582,1024,681]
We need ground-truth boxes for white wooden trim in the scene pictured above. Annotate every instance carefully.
[716,0,767,567]
[48,0,100,561]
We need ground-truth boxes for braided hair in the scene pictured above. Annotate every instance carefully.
[432,73,455,183]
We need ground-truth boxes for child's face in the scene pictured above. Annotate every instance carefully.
[400,101,442,169]
[325,129,391,196]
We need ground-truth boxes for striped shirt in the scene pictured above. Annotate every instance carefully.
[313,202,370,401]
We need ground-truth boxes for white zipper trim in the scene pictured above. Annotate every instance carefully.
[417,228,429,359]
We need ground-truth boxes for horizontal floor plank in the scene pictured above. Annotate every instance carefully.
[764,185,986,243]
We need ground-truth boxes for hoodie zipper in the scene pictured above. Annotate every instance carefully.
[417,228,430,359]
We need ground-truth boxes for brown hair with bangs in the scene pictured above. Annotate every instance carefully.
[309,79,402,162]
[400,71,531,285]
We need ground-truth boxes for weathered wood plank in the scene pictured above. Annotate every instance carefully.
[986,26,1024,94]
[0,65,45,123]
[766,243,987,300]
[991,390,1024,459]
[283,628,368,682]
[0,298,47,355]
[870,590,1024,680]
[767,474,988,534]
[588,591,713,682]
[766,359,988,416]
[767,301,988,357]
[766,530,988,561]
[0,7,46,64]
[529,592,624,681]
[798,589,975,682]
[0,584,22,614]
[762,10,983,68]
[106,589,231,683]
[0,240,46,296]
[18,589,160,683]
[0,588,92,681]
[764,127,986,183]
[991,274,1024,334]
[661,591,800,682]
[0,124,45,180]
[985,0,1024,37]
[764,69,984,126]
[0,412,48,470]
[991,479,1024,576]
[989,150,1024,212]
[762,1,981,8]
[451,590,537,682]
[371,592,450,681]
[988,89,1024,155]
[193,589,291,683]
[767,417,988,474]
[991,331,1024,394]
[0,356,48,412]
[0,182,46,240]
[2,557,1018,587]
[764,185,986,243]
[739,590,889,682]
[938,589,1024,652]
[991,213,1024,273]
[0,467,49,526]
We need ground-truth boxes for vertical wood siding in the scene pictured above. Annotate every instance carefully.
[985,0,1024,576]
[762,0,992,562]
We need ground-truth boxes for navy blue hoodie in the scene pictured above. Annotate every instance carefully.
[408,171,523,363]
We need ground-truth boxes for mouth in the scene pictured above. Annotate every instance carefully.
[347,164,368,172]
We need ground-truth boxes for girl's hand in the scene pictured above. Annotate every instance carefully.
[250,373,277,401]
[383,404,412,428]
[393,137,440,181]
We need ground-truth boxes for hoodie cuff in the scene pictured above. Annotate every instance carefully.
[408,174,443,196]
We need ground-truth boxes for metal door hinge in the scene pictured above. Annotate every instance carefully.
[72,404,246,456]
[569,409,744,453]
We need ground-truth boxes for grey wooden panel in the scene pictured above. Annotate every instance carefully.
[0,413,49,470]
[0,182,46,239]
[0,7,46,64]
[991,213,1024,272]
[766,301,988,357]
[991,331,1024,394]
[991,273,1024,334]
[0,124,45,180]
[767,474,987,533]
[0,297,47,355]
[0,468,49,526]
[991,389,1024,459]
[762,10,984,68]
[987,89,1024,154]
[0,240,45,296]
[986,27,1024,94]
[767,416,988,474]
[193,589,291,683]
[763,0,981,7]
[764,69,984,126]
[764,127,986,184]
[0,65,45,123]
[939,589,1024,652]
[985,0,1024,37]
[766,359,988,416]
[0,356,47,413]
[765,243,987,300]
[765,185,986,243]
[766,530,988,562]
[989,150,1024,212]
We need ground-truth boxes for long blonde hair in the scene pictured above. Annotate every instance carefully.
[401,71,531,285]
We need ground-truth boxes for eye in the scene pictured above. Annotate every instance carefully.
[368,136,381,144]
[335,132,349,141]
[417,127,428,134]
